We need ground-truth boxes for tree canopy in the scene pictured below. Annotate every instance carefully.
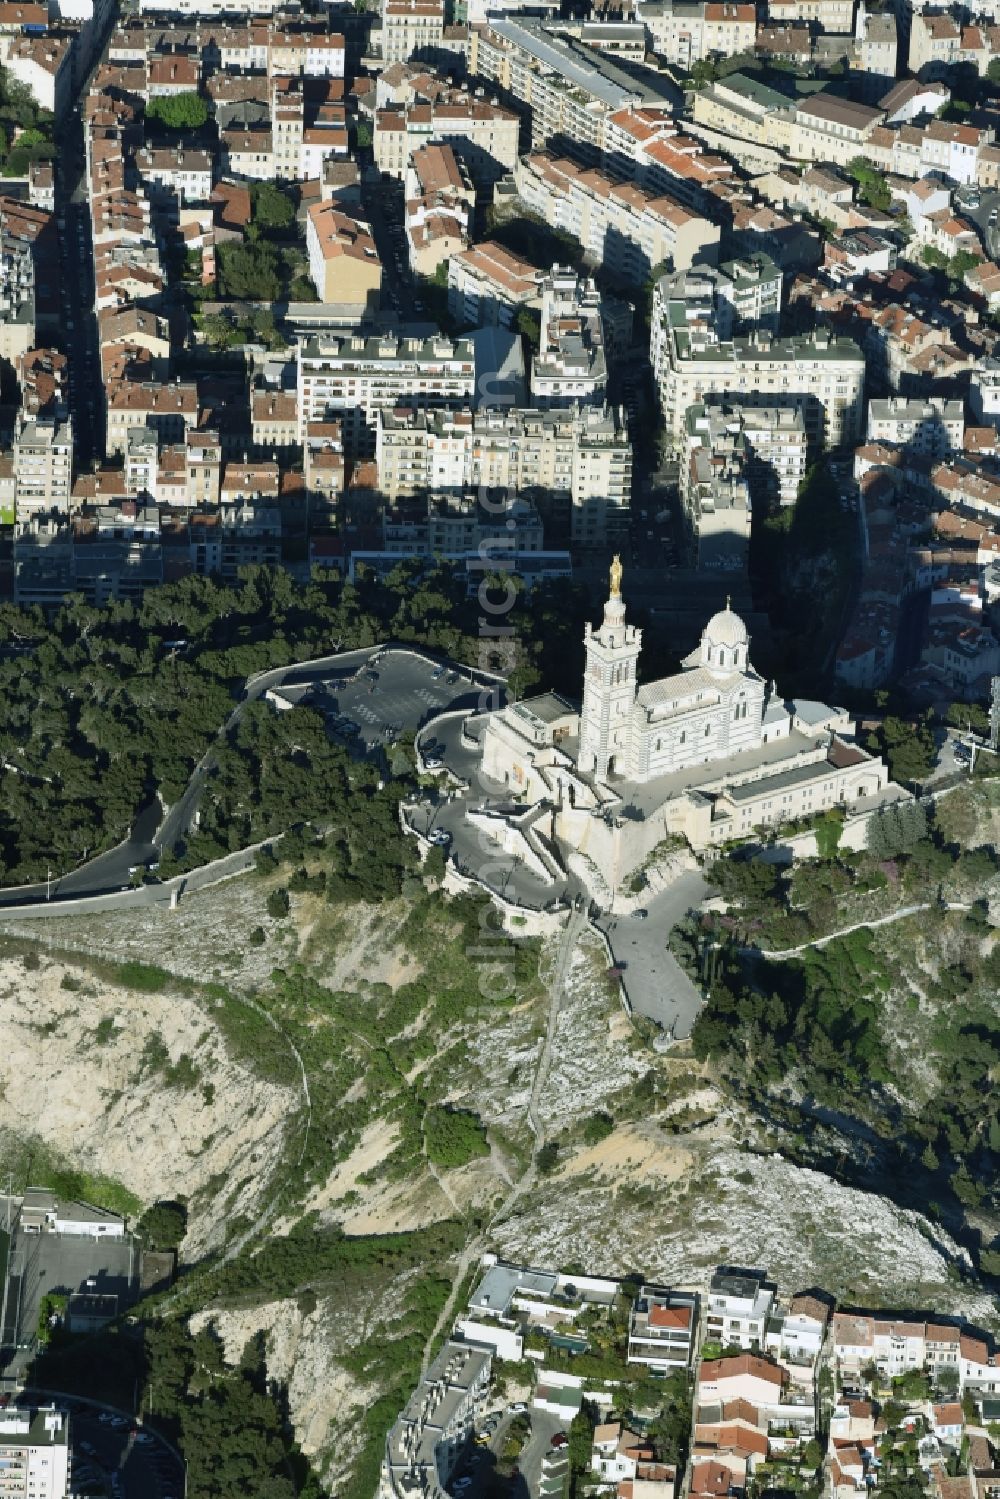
[146,92,209,130]
[251,181,295,232]
[216,240,281,301]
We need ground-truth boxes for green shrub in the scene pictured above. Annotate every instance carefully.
[137,1200,188,1249]
[266,887,290,920]
[423,1105,489,1168]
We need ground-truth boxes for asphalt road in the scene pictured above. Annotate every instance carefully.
[954,185,1000,259]
[597,868,709,1039]
[0,646,495,910]
[52,1397,184,1499]
[361,179,428,319]
[412,713,571,912]
[55,112,103,469]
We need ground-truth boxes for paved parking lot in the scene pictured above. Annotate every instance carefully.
[63,1400,183,1499]
[283,649,483,755]
[3,1230,138,1358]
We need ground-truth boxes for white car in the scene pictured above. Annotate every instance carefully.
[427,828,451,847]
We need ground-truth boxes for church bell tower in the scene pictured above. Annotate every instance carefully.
[578,556,642,780]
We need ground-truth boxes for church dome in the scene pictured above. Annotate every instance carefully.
[704,606,748,649]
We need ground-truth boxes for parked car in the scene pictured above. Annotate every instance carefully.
[427,828,451,846]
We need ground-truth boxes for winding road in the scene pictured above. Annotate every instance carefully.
[0,644,497,914]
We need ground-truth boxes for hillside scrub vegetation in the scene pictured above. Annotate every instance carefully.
[685,780,1000,1262]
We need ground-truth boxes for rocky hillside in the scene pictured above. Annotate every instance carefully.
[4,852,999,1492]
[0,946,298,1258]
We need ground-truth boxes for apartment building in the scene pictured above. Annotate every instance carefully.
[627,1287,699,1372]
[0,1407,70,1499]
[531,267,608,408]
[867,396,964,455]
[865,117,991,185]
[374,93,520,187]
[251,390,298,458]
[514,151,720,286]
[692,72,797,157]
[380,1341,491,1499]
[681,419,753,569]
[5,32,74,119]
[767,0,854,30]
[304,421,346,513]
[447,240,544,329]
[468,16,673,153]
[653,286,866,451]
[375,403,632,544]
[105,379,198,456]
[381,0,444,64]
[404,142,474,275]
[790,92,885,166]
[764,1294,830,1372]
[704,1268,777,1351]
[383,491,545,558]
[906,11,1000,77]
[687,402,808,509]
[833,1314,966,1383]
[14,416,73,519]
[221,127,274,180]
[18,347,68,419]
[636,0,756,68]
[135,146,212,210]
[305,202,382,307]
[0,196,52,367]
[296,332,476,454]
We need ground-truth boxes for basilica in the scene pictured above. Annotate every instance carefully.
[578,561,789,784]
[478,561,895,877]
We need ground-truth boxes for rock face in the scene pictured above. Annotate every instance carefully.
[0,953,298,1257]
[190,1284,406,1490]
[491,1145,999,1326]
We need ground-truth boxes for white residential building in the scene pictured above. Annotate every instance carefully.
[704,1268,777,1350]
[0,1407,70,1499]
[652,281,865,452]
[381,0,444,63]
[296,333,477,455]
[867,397,964,456]
[14,418,73,520]
[374,95,520,188]
[379,1341,491,1499]
[468,16,656,153]
[375,403,632,545]
[448,241,545,329]
[627,1288,699,1372]
[531,267,608,408]
[515,151,720,286]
